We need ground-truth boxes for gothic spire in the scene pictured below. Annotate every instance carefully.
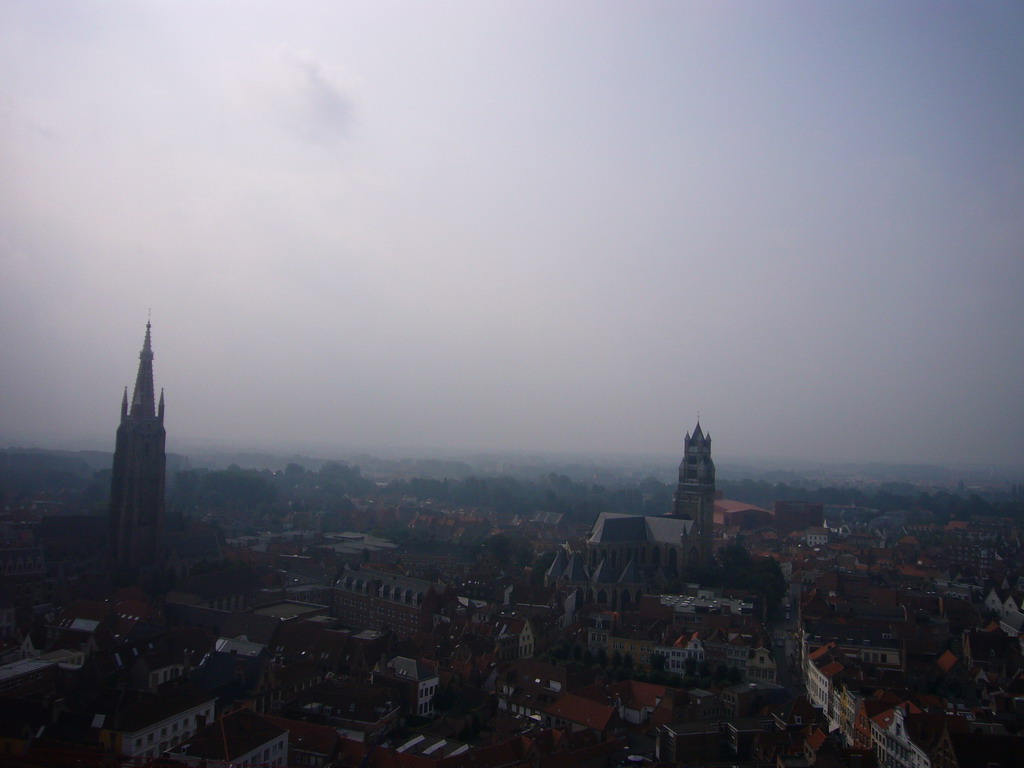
[129,321,157,420]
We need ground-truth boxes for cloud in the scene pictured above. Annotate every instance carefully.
[238,46,356,144]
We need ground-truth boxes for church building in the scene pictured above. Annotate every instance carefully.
[109,321,167,577]
[545,422,716,610]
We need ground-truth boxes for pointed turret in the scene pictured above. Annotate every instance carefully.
[590,556,615,584]
[545,548,568,586]
[617,557,641,585]
[564,552,588,582]
[120,387,129,422]
[129,322,157,420]
[158,388,165,423]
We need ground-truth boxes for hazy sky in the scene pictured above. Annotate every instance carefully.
[2,2,1022,467]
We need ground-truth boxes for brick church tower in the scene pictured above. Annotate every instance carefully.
[671,421,715,564]
[109,321,166,576]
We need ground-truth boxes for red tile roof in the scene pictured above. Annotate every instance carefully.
[545,693,616,731]
[936,650,959,674]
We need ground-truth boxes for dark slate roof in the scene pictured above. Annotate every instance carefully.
[588,513,694,545]
[588,515,647,544]
[564,553,588,582]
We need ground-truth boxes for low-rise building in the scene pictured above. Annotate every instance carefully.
[96,685,215,759]
[373,655,439,719]
[168,707,287,768]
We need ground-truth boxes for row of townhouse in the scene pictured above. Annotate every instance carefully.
[659,631,704,674]
[804,643,846,731]
[798,639,1023,768]
[982,586,1024,619]
[587,610,779,684]
[802,621,904,674]
[585,612,661,669]
[863,701,1023,768]
[658,631,778,684]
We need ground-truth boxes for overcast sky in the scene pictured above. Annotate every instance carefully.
[2,2,1022,467]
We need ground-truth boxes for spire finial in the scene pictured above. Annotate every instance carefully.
[129,321,157,419]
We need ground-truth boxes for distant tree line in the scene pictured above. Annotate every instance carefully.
[718,478,1021,522]
[4,449,1022,526]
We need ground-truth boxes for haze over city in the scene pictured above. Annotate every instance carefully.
[2,3,1022,468]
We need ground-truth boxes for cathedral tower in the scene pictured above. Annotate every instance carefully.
[671,421,715,563]
[109,321,166,576]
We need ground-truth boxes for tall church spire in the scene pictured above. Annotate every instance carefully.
[129,321,157,420]
[110,320,167,580]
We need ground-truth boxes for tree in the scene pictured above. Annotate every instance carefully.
[482,534,513,564]
[530,551,557,585]
[515,544,534,569]
[433,685,458,713]
[651,653,666,673]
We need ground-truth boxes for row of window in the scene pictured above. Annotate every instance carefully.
[129,706,213,755]
[150,665,184,687]
[416,682,438,702]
